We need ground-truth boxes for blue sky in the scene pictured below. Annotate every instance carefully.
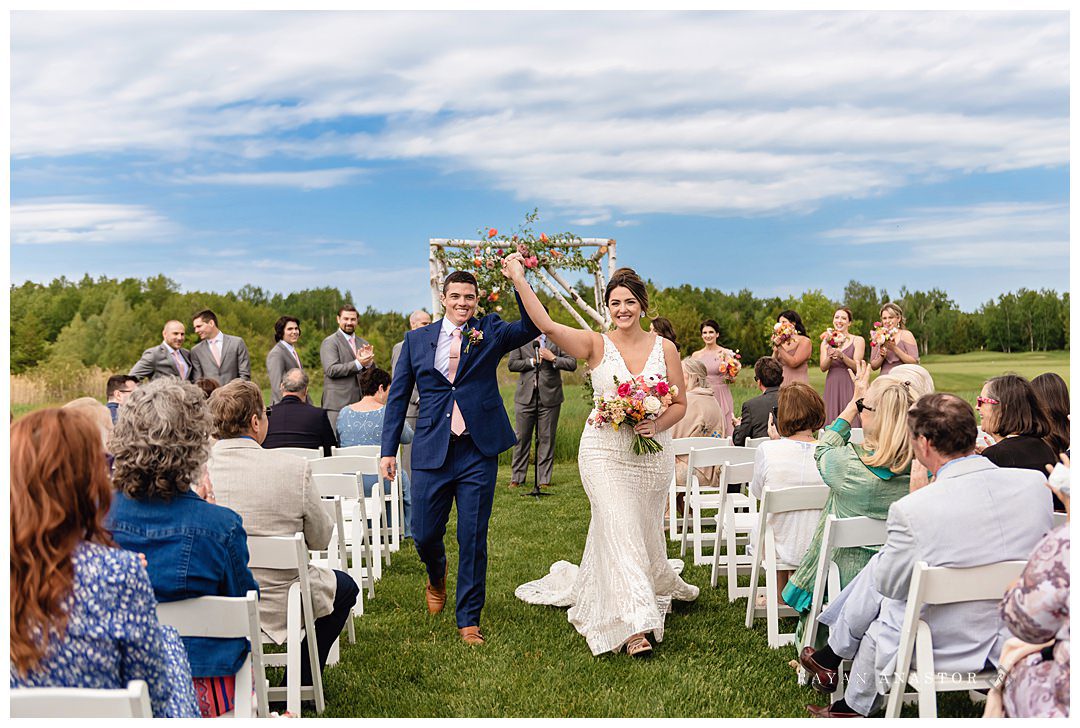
[10,10,1069,312]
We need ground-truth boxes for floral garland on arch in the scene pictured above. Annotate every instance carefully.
[435,210,601,314]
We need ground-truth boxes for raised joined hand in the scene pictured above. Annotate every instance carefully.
[501,252,526,281]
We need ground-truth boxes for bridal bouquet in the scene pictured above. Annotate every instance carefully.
[869,321,900,348]
[719,349,742,383]
[589,374,678,455]
[821,328,846,349]
[771,321,796,347]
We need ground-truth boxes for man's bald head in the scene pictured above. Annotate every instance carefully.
[408,309,432,330]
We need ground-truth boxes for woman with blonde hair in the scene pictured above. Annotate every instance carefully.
[869,302,919,375]
[782,362,915,638]
[671,357,723,488]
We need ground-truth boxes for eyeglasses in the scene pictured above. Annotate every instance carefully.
[855,398,875,414]
[976,396,1000,407]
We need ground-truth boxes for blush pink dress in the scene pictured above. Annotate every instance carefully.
[701,349,735,437]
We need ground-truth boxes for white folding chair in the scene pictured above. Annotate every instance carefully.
[247,533,325,717]
[798,515,889,693]
[744,436,771,448]
[156,590,269,718]
[334,444,405,555]
[310,455,389,576]
[312,472,378,599]
[331,445,380,457]
[884,560,1028,718]
[270,446,324,460]
[848,428,865,445]
[316,496,361,626]
[668,436,729,540]
[679,445,755,565]
[710,460,760,601]
[744,485,830,648]
[11,680,153,718]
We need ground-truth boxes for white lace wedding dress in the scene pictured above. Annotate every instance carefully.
[515,333,700,655]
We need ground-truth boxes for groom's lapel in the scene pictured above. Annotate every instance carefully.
[455,316,482,379]
[424,322,450,384]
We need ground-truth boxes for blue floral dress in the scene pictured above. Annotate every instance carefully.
[10,542,200,718]
[336,406,414,539]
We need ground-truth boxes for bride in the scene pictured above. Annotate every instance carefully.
[503,253,700,657]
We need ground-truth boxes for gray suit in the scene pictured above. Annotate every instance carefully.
[266,341,312,405]
[319,330,371,424]
[391,339,420,480]
[819,456,1054,715]
[190,333,251,383]
[129,343,194,382]
[206,438,335,644]
[508,337,577,485]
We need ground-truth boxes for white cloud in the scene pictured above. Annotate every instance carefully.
[11,200,176,245]
[175,167,367,189]
[10,11,1068,217]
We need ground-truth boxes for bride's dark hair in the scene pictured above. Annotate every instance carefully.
[605,268,650,317]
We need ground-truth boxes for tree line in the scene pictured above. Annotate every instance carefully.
[9,274,1069,384]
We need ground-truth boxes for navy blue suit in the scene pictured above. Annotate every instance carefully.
[382,295,539,627]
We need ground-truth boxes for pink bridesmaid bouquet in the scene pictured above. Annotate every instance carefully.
[869,322,899,348]
[771,321,796,347]
[821,328,846,349]
[719,350,742,383]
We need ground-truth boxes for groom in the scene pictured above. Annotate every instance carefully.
[381,269,540,645]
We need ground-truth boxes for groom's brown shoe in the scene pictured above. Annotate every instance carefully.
[459,626,485,645]
[425,564,448,615]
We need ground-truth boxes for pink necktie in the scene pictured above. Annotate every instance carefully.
[291,347,302,368]
[172,350,187,378]
[347,336,357,356]
[448,329,466,435]
[210,339,221,366]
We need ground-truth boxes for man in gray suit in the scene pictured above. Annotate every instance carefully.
[801,393,1054,717]
[129,320,194,382]
[320,304,375,428]
[267,315,311,404]
[391,309,432,480]
[189,309,251,384]
[507,333,577,489]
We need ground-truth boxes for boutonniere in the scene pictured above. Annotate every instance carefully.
[463,326,484,354]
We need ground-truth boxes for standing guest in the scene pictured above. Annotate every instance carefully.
[129,319,194,382]
[107,379,259,719]
[391,309,432,481]
[782,363,915,627]
[507,331,577,490]
[267,316,310,405]
[732,356,783,446]
[649,317,679,350]
[337,367,413,539]
[1032,372,1070,457]
[671,357,722,488]
[869,301,919,374]
[320,304,375,428]
[748,382,827,604]
[692,319,738,437]
[772,310,813,386]
[819,307,865,426]
[10,409,199,717]
[105,374,138,423]
[206,380,358,692]
[190,309,251,384]
[263,368,337,457]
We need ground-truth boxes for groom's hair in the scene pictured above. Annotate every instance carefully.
[443,271,479,295]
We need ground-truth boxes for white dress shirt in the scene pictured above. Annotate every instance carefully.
[281,340,302,368]
[435,317,465,379]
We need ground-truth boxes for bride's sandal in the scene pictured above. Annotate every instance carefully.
[625,634,653,659]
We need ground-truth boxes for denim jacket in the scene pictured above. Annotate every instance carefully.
[108,489,259,677]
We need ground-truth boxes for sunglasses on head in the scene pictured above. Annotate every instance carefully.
[976,396,1000,406]
[855,398,874,414]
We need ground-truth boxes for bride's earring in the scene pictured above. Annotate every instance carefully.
[639,312,645,319]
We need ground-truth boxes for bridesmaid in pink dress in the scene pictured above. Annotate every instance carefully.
[819,307,866,426]
[692,319,735,437]
[772,310,812,386]
[869,302,920,375]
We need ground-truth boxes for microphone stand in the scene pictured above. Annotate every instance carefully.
[524,340,552,499]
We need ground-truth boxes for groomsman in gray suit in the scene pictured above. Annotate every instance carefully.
[190,309,252,384]
[801,393,1054,718]
[391,309,432,480]
[320,304,374,427]
[507,332,577,489]
[267,315,311,404]
[129,320,194,382]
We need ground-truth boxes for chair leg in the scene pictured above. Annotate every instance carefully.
[764,537,779,648]
[915,623,937,719]
[725,510,740,602]
[744,543,761,629]
[286,588,302,716]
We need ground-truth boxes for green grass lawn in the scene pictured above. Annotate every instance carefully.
[316,462,982,718]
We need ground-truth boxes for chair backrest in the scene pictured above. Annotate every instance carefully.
[671,436,728,456]
[312,473,361,499]
[824,514,888,550]
[308,455,367,476]
[10,680,153,718]
[909,560,1028,606]
[155,590,268,718]
[686,445,755,469]
[760,485,830,516]
[332,444,381,458]
[269,446,323,460]
[247,532,308,573]
[745,436,771,448]
[848,428,864,445]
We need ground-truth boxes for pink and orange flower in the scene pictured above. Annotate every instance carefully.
[589,374,678,455]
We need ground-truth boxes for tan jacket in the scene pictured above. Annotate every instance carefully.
[207,438,335,644]
[671,387,723,486]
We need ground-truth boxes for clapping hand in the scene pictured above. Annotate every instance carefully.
[538,347,556,362]
[501,252,526,281]
[848,359,871,399]
[357,343,375,367]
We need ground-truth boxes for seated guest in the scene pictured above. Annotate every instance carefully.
[262,368,337,457]
[731,356,783,446]
[886,363,936,491]
[206,380,357,691]
[194,377,221,399]
[107,378,259,718]
[671,357,722,488]
[10,409,198,717]
[105,374,138,423]
[800,393,1053,717]
[748,382,827,603]
[995,456,1069,718]
[1032,372,1070,457]
[782,362,915,628]
[61,397,114,449]
[337,366,413,539]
